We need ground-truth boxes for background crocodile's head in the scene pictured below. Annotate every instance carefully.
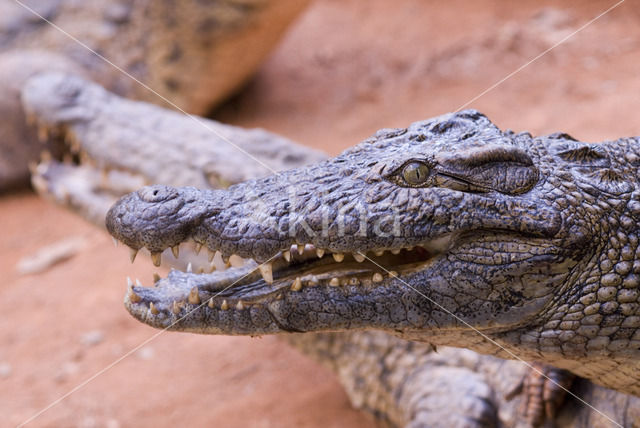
[107,110,638,348]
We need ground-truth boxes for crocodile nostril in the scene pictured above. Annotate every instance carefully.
[137,185,178,203]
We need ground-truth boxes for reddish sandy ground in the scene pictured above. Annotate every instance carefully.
[2,0,640,427]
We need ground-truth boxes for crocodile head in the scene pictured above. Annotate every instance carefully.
[107,110,639,356]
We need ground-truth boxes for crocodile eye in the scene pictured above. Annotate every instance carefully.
[401,162,430,185]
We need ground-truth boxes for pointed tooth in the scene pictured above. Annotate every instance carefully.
[329,277,340,287]
[236,300,245,310]
[221,300,229,310]
[194,242,203,255]
[291,277,302,291]
[208,249,215,262]
[188,287,200,304]
[388,271,399,278]
[391,249,401,255]
[127,277,134,287]
[332,253,344,262]
[149,302,159,314]
[171,245,180,259]
[207,298,214,309]
[197,267,205,274]
[316,248,325,258]
[297,244,305,255]
[353,253,365,263]
[112,238,119,248]
[172,301,181,314]
[128,285,142,303]
[150,252,161,267]
[129,248,138,263]
[372,273,383,283]
[229,255,245,268]
[135,278,142,287]
[308,275,319,286]
[222,254,230,265]
[258,263,273,284]
[186,262,193,273]
[374,250,384,256]
[283,250,291,262]
[153,273,161,283]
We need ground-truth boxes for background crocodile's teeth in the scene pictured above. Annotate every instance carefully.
[353,253,365,263]
[221,300,229,310]
[332,253,345,262]
[236,300,245,310]
[391,249,401,255]
[316,249,325,258]
[207,298,214,309]
[171,245,180,259]
[329,277,340,286]
[258,263,273,284]
[291,277,302,291]
[374,250,384,256]
[129,248,138,263]
[150,252,161,267]
[188,287,200,304]
[372,273,383,283]
[389,271,399,278]
[297,244,305,255]
[283,250,291,262]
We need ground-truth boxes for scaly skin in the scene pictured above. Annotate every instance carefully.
[0,0,310,190]
[23,72,325,227]
[25,72,513,427]
[25,74,638,426]
[107,110,640,399]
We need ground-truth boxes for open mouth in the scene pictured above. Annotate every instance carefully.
[30,126,149,202]
[120,236,452,317]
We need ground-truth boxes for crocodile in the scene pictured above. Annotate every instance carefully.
[105,109,640,422]
[25,74,639,426]
[0,0,309,190]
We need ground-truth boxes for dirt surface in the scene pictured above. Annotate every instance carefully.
[2,0,640,427]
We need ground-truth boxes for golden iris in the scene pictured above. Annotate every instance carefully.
[402,162,430,185]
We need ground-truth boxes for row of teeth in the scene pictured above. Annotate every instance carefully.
[127,269,401,315]
[119,239,410,285]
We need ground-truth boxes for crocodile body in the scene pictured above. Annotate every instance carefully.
[0,0,309,190]
[107,110,640,409]
[26,75,639,426]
